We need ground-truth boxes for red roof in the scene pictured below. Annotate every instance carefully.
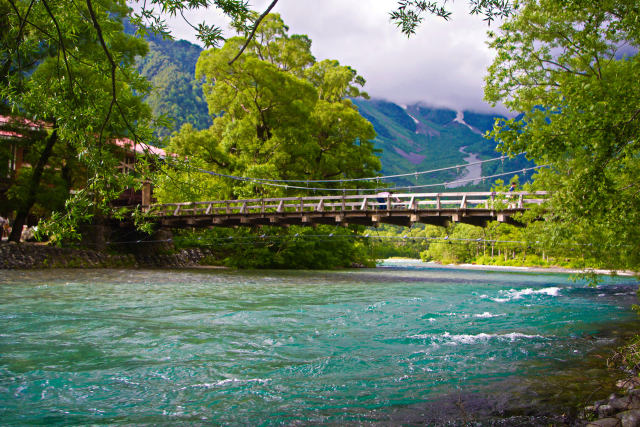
[0,115,49,129]
[0,115,167,157]
[0,130,22,138]
[113,138,167,157]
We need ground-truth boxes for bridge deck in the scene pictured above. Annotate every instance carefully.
[144,192,547,228]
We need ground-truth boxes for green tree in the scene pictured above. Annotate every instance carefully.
[1,0,154,242]
[420,223,484,264]
[155,14,380,202]
[173,225,374,269]
[484,0,640,272]
[1,0,259,242]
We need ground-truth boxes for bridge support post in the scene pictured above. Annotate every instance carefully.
[80,215,109,251]
[141,181,151,211]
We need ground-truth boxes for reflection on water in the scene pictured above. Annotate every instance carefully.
[0,263,638,424]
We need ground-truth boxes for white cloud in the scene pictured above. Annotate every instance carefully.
[166,0,508,114]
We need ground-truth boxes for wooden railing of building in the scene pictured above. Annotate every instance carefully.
[143,192,548,228]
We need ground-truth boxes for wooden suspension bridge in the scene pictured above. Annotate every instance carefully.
[142,191,548,229]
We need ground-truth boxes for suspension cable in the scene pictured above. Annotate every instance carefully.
[197,164,547,193]
[190,152,529,184]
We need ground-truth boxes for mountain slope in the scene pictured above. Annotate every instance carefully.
[352,99,535,190]
[125,24,211,139]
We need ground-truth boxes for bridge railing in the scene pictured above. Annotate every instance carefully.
[145,192,549,217]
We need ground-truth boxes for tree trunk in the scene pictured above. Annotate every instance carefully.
[9,128,58,242]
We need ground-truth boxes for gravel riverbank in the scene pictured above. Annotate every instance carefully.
[382,258,637,277]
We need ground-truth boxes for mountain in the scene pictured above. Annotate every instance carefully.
[353,99,535,190]
[124,24,211,139]
[129,29,534,189]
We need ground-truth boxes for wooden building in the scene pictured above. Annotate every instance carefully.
[0,115,166,213]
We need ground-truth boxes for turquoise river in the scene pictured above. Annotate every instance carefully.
[1,261,639,424]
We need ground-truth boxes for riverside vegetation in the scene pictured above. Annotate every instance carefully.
[370,179,611,271]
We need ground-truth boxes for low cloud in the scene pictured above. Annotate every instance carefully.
[170,0,508,114]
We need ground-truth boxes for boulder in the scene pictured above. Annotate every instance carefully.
[611,396,633,411]
[618,379,640,391]
[617,409,640,427]
[587,418,622,427]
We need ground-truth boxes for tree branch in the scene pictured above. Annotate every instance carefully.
[86,0,116,145]
[41,0,75,94]
[228,0,279,65]
[3,0,37,84]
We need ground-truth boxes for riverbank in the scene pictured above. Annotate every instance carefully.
[0,241,212,269]
[581,377,640,426]
[381,257,638,277]
[3,243,638,278]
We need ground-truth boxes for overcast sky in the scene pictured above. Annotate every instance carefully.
[168,0,506,114]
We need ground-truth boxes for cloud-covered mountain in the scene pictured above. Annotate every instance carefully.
[353,99,534,190]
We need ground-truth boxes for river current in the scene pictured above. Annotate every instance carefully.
[1,261,639,424]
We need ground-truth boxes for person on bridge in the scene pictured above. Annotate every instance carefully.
[376,191,400,210]
[376,191,390,209]
[508,182,518,208]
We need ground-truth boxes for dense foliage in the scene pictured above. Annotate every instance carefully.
[173,225,374,269]
[1,0,153,242]
[370,220,603,270]
[485,0,640,272]
[0,0,257,242]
